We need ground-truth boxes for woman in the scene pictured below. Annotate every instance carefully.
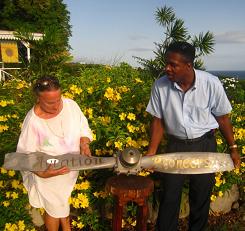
[17,76,93,231]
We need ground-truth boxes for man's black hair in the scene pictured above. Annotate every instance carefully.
[166,41,195,64]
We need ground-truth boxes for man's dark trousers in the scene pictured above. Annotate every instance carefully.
[156,132,216,231]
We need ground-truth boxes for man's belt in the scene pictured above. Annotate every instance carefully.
[168,130,214,144]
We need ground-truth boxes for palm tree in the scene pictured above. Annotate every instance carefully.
[134,6,215,78]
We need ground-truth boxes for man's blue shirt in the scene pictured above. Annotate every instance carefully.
[146,69,232,139]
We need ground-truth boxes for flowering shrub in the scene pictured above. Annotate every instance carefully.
[0,65,244,229]
[211,78,245,201]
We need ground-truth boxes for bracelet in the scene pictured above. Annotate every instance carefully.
[229,144,238,149]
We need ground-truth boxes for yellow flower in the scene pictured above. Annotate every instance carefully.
[38,208,45,215]
[93,191,108,198]
[0,100,14,107]
[0,124,9,133]
[138,140,149,147]
[118,86,130,93]
[136,103,144,112]
[11,192,19,199]
[106,77,111,82]
[233,168,240,175]
[95,149,102,156]
[0,180,4,188]
[77,222,85,229]
[121,219,126,228]
[114,141,123,150]
[22,187,28,194]
[63,92,74,99]
[236,116,242,122]
[115,92,121,101]
[85,108,93,118]
[242,146,245,155]
[71,220,77,227]
[92,132,96,141]
[93,192,100,198]
[16,82,24,89]
[233,128,245,141]
[76,193,89,208]
[6,192,11,198]
[138,170,151,177]
[11,180,20,189]
[4,223,12,230]
[11,114,18,119]
[74,180,90,190]
[127,123,135,133]
[8,170,15,177]
[3,201,10,207]
[99,116,111,125]
[0,115,8,122]
[131,220,137,226]
[0,100,7,107]
[18,220,25,231]
[1,167,7,174]
[70,84,83,95]
[104,87,121,102]
[105,65,112,70]
[106,140,113,147]
[216,138,223,145]
[210,195,216,202]
[119,113,127,121]
[218,191,223,197]
[215,176,222,187]
[135,78,143,83]
[127,113,136,121]
[87,87,94,94]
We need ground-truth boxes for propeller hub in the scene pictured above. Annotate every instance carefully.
[118,147,141,168]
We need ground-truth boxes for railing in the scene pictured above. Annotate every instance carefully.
[0,68,21,81]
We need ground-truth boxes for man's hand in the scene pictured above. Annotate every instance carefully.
[146,117,164,157]
[145,151,156,156]
[230,149,241,168]
[33,165,70,178]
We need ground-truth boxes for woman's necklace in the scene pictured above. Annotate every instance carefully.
[44,116,65,139]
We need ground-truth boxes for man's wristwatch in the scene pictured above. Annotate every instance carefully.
[229,144,238,149]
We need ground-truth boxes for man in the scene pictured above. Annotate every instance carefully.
[146,41,240,231]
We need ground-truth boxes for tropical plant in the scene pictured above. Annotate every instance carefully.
[0,0,72,75]
[134,5,215,78]
[0,65,244,230]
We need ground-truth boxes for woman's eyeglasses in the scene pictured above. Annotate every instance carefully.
[34,78,60,92]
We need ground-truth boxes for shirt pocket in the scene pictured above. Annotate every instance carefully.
[188,105,210,125]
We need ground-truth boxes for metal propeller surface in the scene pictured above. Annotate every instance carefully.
[3,148,234,174]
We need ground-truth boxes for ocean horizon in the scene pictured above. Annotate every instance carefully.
[208,70,245,80]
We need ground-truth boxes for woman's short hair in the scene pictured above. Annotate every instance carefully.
[166,41,195,64]
[33,76,61,95]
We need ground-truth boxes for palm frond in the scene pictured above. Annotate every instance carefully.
[155,6,175,27]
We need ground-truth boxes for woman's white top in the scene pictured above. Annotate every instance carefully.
[17,98,93,218]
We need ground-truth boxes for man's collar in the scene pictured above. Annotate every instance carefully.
[172,69,198,92]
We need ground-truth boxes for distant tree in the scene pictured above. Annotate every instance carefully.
[134,6,215,78]
[0,0,72,75]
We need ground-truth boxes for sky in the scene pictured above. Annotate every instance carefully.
[63,0,245,71]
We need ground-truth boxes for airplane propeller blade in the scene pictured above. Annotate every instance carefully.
[3,150,235,174]
[3,152,116,171]
[141,152,235,174]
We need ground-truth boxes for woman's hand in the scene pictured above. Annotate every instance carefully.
[33,165,70,178]
[80,143,92,157]
[80,136,92,157]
